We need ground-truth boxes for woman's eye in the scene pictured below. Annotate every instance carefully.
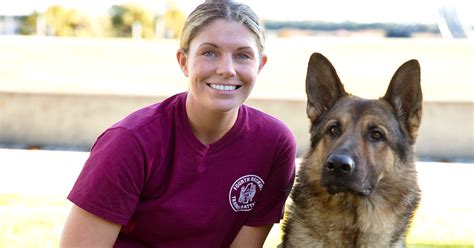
[370,130,384,142]
[235,53,251,60]
[203,51,217,57]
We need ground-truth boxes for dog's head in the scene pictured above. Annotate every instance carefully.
[305,53,422,196]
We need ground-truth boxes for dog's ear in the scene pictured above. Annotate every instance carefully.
[306,53,347,122]
[383,59,422,142]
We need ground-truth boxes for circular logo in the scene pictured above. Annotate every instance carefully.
[229,175,264,212]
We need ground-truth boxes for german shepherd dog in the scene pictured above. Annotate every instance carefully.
[281,53,422,247]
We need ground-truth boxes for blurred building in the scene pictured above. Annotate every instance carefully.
[0,6,31,35]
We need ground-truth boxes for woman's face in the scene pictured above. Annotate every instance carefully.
[178,19,266,113]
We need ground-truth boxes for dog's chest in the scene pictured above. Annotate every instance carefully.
[293,193,400,247]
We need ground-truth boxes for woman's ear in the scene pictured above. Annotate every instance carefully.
[176,49,189,77]
[258,54,267,73]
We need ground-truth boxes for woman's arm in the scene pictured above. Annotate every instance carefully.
[230,224,273,248]
[60,204,121,247]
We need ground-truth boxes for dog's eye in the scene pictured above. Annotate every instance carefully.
[369,130,384,141]
[327,124,341,137]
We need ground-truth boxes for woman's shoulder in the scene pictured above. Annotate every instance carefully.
[242,104,295,141]
[112,92,186,131]
[92,92,187,154]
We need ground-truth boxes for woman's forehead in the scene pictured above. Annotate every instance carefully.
[190,19,259,50]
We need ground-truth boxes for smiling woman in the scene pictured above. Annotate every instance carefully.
[177,19,266,120]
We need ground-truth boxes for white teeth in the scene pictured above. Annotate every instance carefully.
[209,84,238,91]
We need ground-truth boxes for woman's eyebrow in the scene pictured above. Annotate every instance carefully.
[236,46,253,51]
[198,43,253,50]
[198,42,218,48]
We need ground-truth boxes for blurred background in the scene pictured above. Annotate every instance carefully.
[0,0,473,247]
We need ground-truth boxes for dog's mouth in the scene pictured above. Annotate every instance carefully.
[322,183,373,196]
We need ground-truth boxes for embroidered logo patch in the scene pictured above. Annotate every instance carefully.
[229,175,264,212]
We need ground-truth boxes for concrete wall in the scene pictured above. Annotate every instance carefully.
[1,91,472,160]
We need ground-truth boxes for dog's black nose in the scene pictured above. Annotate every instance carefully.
[326,154,355,174]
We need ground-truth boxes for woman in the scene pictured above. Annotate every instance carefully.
[60,0,296,247]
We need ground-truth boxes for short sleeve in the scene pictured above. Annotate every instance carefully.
[245,130,296,226]
[67,128,145,225]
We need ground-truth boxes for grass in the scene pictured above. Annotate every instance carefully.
[1,194,473,248]
[0,195,68,248]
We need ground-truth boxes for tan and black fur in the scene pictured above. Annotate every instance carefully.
[281,53,422,248]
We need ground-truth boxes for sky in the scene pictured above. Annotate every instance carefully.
[250,0,472,25]
[1,0,473,25]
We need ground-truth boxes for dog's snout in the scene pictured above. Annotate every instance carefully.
[326,154,355,174]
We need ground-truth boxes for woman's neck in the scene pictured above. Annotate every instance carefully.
[185,97,239,145]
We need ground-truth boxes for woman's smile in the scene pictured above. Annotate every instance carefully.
[207,83,242,91]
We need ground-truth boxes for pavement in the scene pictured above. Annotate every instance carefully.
[1,147,473,207]
[0,148,87,196]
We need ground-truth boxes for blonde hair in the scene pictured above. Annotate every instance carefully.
[180,0,265,55]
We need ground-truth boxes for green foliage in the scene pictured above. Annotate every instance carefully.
[44,5,92,37]
[109,4,155,38]
[14,3,187,39]
[12,4,446,39]
[162,8,186,38]
[18,12,39,35]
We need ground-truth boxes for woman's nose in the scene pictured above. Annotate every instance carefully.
[216,54,236,77]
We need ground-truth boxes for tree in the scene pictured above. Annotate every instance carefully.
[44,5,92,37]
[109,4,155,38]
[162,8,185,38]
[18,12,39,35]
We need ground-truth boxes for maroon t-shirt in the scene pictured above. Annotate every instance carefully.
[68,92,296,247]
